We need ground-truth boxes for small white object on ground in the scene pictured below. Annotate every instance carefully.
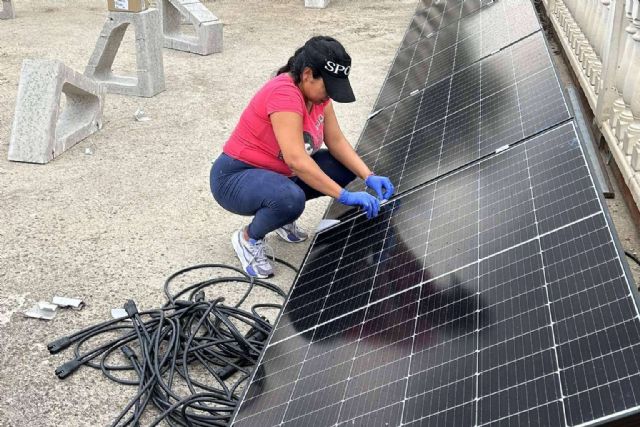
[111,308,128,319]
[316,219,340,233]
[24,301,58,320]
[52,296,85,309]
[134,107,151,122]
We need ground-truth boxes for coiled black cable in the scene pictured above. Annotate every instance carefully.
[49,259,295,426]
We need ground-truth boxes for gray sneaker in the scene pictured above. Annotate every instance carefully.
[275,222,308,243]
[231,229,274,278]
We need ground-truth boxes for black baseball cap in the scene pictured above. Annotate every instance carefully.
[304,37,356,103]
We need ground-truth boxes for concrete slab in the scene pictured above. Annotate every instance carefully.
[0,0,15,19]
[8,59,105,164]
[159,0,223,55]
[85,9,165,97]
[305,0,330,8]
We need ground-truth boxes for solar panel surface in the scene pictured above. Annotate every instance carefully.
[232,123,640,427]
[376,0,541,111]
[372,32,566,185]
[327,31,570,219]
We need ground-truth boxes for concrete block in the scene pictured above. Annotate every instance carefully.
[8,59,105,164]
[0,0,15,19]
[85,9,165,97]
[159,0,222,55]
[305,0,330,8]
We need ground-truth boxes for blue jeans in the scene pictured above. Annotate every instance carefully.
[210,150,355,240]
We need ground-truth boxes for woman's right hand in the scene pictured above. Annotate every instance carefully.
[338,189,380,219]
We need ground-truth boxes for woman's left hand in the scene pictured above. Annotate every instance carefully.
[365,174,395,200]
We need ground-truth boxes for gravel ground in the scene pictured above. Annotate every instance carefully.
[0,1,417,425]
[0,1,639,426]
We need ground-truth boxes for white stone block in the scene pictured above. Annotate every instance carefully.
[8,59,105,164]
[159,0,222,55]
[305,0,330,8]
[0,0,15,19]
[85,9,165,97]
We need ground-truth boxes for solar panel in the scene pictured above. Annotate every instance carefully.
[232,123,640,426]
[377,0,541,111]
[402,0,484,50]
[326,32,570,219]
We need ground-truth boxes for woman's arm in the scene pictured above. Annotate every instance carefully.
[271,111,343,198]
[322,101,372,180]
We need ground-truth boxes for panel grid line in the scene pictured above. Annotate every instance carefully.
[398,180,438,426]
[474,48,483,422]
[331,208,397,426]
[362,63,560,160]
[564,136,640,324]
[546,123,640,427]
[273,220,357,426]
[374,26,542,116]
[238,248,638,423]
[247,290,634,403]
[522,133,569,425]
[268,208,605,348]
[476,387,560,427]
[348,116,576,228]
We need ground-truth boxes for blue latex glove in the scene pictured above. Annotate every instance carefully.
[338,189,380,219]
[365,174,395,200]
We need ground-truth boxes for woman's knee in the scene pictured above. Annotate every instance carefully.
[272,183,306,220]
[313,150,356,186]
[335,166,356,187]
[210,160,228,206]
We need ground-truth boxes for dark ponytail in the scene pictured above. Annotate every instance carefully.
[277,45,306,82]
[277,37,330,84]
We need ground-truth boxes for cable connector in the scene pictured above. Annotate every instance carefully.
[55,359,83,379]
[47,337,72,354]
[194,291,205,302]
[124,300,138,317]
[121,345,137,360]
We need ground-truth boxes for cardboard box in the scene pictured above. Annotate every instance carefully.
[107,0,150,12]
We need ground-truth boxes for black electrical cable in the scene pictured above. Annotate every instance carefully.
[49,258,297,426]
[625,250,640,267]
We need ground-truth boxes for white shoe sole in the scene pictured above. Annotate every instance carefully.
[274,227,308,243]
[231,230,271,279]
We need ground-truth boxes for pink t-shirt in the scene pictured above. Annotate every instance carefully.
[223,73,330,176]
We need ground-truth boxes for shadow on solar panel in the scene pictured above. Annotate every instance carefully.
[232,123,640,426]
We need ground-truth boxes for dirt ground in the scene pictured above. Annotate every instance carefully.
[0,1,639,426]
[0,1,418,425]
